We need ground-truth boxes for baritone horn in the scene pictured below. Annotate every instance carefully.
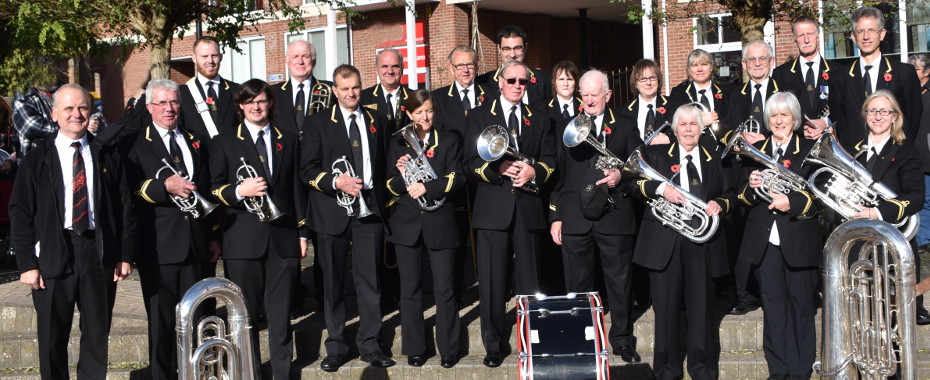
[814,219,916,379]
[156,158,218,219]
[308,82,333,115]
[394,123,446,211]
[235,157,285,222]
[476,125,538,193]
[332,156,374,217]
[177,277,256,380]
[562,113,624,169]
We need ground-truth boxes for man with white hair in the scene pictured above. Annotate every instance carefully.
[273,39,333,134]
[772,16,835,140]
[361,48,412,132]
[724,40,779,146]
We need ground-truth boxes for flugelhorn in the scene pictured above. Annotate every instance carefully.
[476,125,538,193]
[235,157,285,222]
[621,147,719,243]
[156,158,218,219]
[562,113,625,170]
[721,132,813,218]
[394,123,446,211]
[332,156,374,217]
[803,131,919,240]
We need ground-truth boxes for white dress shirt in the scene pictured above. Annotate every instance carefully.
[800,55,822,84]
[196,73,221,97]
[56,133,95,231]
[153,122,195,178]
[291,77,313,111]
[636,96,658,141]
[557,97,575,118]
[860,56,880,93]
[767,136,791,246]
[339,107,373,189]
[500,96,524,135]
[454,81,477,108]
[383,86,400,113]
[655,144,703,198]
[693,82,715,112]
[235,121,273,201]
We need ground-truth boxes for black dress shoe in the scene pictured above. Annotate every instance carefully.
[614,345,641,363]
[320,354,345,372]
[483,352,502,367]
[728,301,760,315]
[407,355,426,367]
[440,355,458,368]
[918,309,930,326]
[360,352,396,368]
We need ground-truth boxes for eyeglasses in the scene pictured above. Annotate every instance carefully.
[866,108,896,116]
[504,78,529,86]
[151,100,181,108]
[637,76,658,84]
[854,28,883,36]
[500,45,524,53]
[243,100,269,107]
[743,56,772,64]
[452,63,477,71]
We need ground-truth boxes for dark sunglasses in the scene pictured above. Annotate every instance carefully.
[504,78,529,86]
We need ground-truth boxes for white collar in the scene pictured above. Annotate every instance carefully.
[197,73,221,89]
[243,120,271,141]
[868,134,891,154]
[454,81,475,93]
[55,132,89,150]
[799,55,821,68]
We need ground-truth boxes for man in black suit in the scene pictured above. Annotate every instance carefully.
[361,48,412,132]
[124,79,215,380]
[300,64,395,371]
[464,60,557,367]
[549,69,643,363]
[475,25,551,107]
[273,39,333,135]
[11,84,135,379]
[180,36,240,138]
[772,16,835,141]
[432,45,490,140]
[725,40,779,145]
[829,6,922,149]
[209,79,307,379]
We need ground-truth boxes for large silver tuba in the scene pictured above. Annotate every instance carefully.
[308,82,333,116]
[394,123,446,211]
[156,158,219,219]
[332,155,374,217]
[814,219,916,379]
[804,131,919,240]
[621,147,719,243]
[562,113,625,170]
[177,277,256,380]
[235,157,285,222]
[476,125,538,193]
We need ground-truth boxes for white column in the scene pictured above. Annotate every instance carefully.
[326,7,338,74]
[661,0,670,95]
[899,0,909,62]
[641,0,655,60]
[405,0,419,89]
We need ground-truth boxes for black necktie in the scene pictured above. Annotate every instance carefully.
[774,145,784,160]
[461,89,471,111]
[591,115,602,142]
[206,81,218,123]
[645,104,656,136]
[562,103,570,120]
[866,147,879,172]
[295,83,306,127]
[255,130,271,178]
[168,130,185,173]
[751,83,764,123]
[509,105,520,137]
[386,93,395,121]
[71,141,89,234]
[864,65,873,96]
[698,89,711,109]
[348,114,365,180]
[686,154,702,196]
[805,62,817,109]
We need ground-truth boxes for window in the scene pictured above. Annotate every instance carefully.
[908,2,930,53]
[693,14,743,84]
[287,27,349,81]
[218,37,266,84]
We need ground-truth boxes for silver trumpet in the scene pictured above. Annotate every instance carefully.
[156,158,218,219]
[177,277,256,380]
[804,131,919,240]
[814,219,916,379]
[562,113,625,170]
[394,123,446,211]
[476,125,538,193]
[621,147,719,243]
[332,155,373,217]
[235,157,285,222]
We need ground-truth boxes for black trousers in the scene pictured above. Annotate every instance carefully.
[224,244,298,380]
[138,256,202,380]
[395,240,461,357]
[561,232,636,347]
[33,230,115,380]
[316,216,384,356]
[649,238,717,380]
[475,208,541,354]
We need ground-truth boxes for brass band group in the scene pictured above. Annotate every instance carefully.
[12,4,930,380]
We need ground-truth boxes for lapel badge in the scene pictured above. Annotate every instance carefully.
[691,179,699,186]
[352,140,360,148]
[173,156,181,163]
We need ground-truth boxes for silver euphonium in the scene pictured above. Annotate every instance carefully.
[394,123,446,211]
[803,131,919,240]
[814,219,916,380]
[476,125,538,193]
[308,82,333,115]
[621,147,719,243]
[562,113,624,170]
[155,158,219,219]
[235,157,285,222]
[332,155,373,217]
[177,277,257,380]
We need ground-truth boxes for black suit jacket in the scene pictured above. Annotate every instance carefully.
[10,133,136,278]
[829,57,922,148]
[845,139,924,224]
[180,77,240,138]
[724,78,782,139]
[385,129,464,248]
[464,99,557,231]
[772,56,835,121]
[209,124,306,260]
[542,97,582,127]
[300,106,390,235]
[627,142,736,277]
[272,77,333,135]
[915,84,930,172]
[361,85,412,132]
[549,108,642,235]
[126,125,214,265]
[432,83,491,141]
[616,95,679,142]
[669,81,732,136]
[736,134,822,268]
[475,67,552,106]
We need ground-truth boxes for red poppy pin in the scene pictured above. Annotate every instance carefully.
[275,142,284,152]
[313,90,321,95]
[205,97,214,105]
[604,126,613,135]
[782,159,791,168]
[530,77,537,84]
[400,105,406,112]
[714,93,723,100]
[191,141,201,149]
[671,164,680,173]
[524,117,531,126]
[369,125,377,134]
[657,107,667,115]
[884,73,893,82]
[426,149,435,158]
[822,72,830,81]
[891,157,895,162]
[578,105,584,112]
[478,96,485,104]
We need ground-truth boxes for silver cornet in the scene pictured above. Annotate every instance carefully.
[562,113,625,170]
[394,123,446,211]
[235,157,285,222]
[332,156,373,217]
[155,158,218,219]
[476,125,538,193]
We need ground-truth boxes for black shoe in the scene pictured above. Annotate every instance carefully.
[320,354,345,372]
[483,352,502,367]
[918,309,930,326]
[613,345,641,363]
[440,355,458,368]
[407,355,426,367]
[360,352,396,368]
[728,301,760,315]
